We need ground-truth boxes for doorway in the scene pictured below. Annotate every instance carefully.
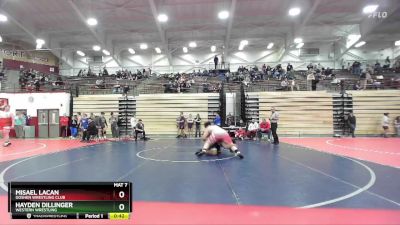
[38,109,60,138]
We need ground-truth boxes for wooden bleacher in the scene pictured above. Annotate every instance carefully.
[254,91,334,136]
[136,93,219,135]
[348,90,400,135]
[73,94,121,134]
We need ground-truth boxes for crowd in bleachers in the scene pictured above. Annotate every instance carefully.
[18,69,64,91]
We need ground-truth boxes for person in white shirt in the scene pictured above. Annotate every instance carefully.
[382,113,390,138]
[270,107,280,145]
[130,115,137,138]
[0,105,14,147]
[247,119,259,140]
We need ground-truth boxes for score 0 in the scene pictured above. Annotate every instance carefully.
[113,182,130,212]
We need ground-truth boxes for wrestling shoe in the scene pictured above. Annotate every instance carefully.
[195,150,205,157]
[235,151,244,159]
[3,141,11,147]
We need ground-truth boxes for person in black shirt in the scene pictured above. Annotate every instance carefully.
[135,119,146,141]
[287,63,293,72]
[347,112,356,138]
[82,118,97,142]
[214,55,219,70]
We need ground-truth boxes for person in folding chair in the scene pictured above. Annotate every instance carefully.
[82,118,98,142]
[134,119,147,141]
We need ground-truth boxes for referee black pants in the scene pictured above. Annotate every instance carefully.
[271,122,279,144]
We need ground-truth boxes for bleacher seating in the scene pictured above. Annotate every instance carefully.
[73,94,121,134]
[348,90,400,135]
[136,93,219,135]
[248,91,334,136]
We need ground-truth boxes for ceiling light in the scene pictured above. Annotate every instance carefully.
[355,41,366,48]
[288,7,301,16]
[294,38,303,44]
[0,35,2,43]
[189,41,197,48]
[128,48,136,54]
[348,34,361,41]
[140,43,148,50]
[155,47,161,54]
[102,49,110,55]
[36,39,45,45]
[211,45,216,52]
[267,42,274,49]
[240,40,249,46]
[218,10,229,20]
[87,18,98,26]
[0,14,7,22]
[36,44,43,50]
[395,40,400,46]
[93,45,101,51]
[363,5,378,14]
[157,14,168,22]
[296,42,304,49]
[76,50,85,56]
[183,47,188,53]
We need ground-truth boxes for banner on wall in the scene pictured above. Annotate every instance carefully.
[0,48,59,66]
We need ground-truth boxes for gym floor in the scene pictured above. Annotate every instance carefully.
[0,137,399,224]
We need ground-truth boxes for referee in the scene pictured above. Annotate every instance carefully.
[270,107,279,145]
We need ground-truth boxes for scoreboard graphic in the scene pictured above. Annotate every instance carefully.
[8,182,132,220]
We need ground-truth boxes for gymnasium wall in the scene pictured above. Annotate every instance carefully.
[0,92,70,116]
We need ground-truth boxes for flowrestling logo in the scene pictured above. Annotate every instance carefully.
[367,11,388,19]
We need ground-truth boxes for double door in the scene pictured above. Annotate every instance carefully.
[38,109,60,138]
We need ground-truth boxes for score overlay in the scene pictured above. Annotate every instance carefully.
[8,182,132,220]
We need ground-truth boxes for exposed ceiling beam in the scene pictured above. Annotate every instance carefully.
[148,0,173,66]
[279,0,321,62]
[335,2,400,60]
[224,0,237,56]
[0,9,74,68]
[68,0,122,67]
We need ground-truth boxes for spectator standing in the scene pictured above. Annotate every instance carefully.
[270,107,279,145]
[99,112,108,140]
[194,114,202,138]
[213,113,221,126]
[395,116,400,137]
[382,113,390,138]
[221,53,225,69]
[287,63,293,72]
[187,114,194,138]
[14,112,25,138]
[109,112,119,138]
[177,112,187,138]
[60,114,69,138]
[80,114,89,142]
[214,55,219,70]
[347,112,356,138]
[307,72,315,91]
[70,115,78,139]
